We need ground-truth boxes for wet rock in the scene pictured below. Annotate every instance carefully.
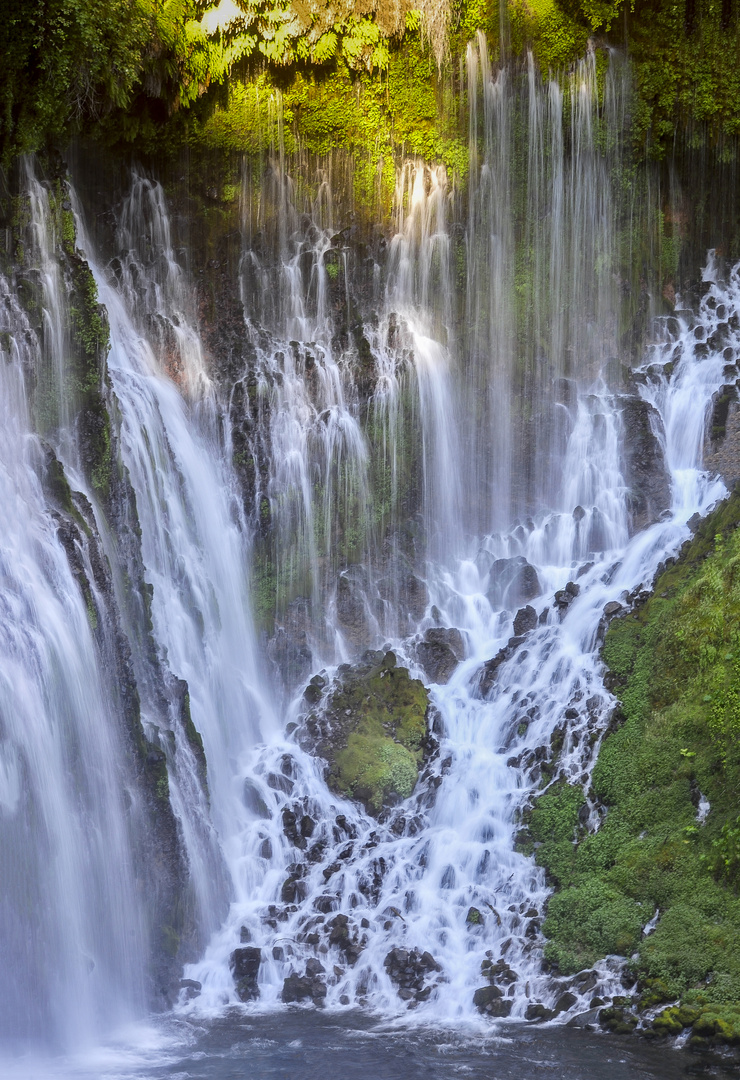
[335,569,373,650]
[282,972,326,1004]
[481,957,517,983]
[478,630,530,697]
[179,978,201,1000]
[513,605,537,636]
[243,779,269,817]
[281,876,305,903]
[299,652,430,815]
[525,1002,553,1022]
[554,581,580,609]
[399,573,430,622]
[598,1005,638,1034]
[569,970,598,993]
[618,396,671,533]
[282,807,307,849]
[384,947,440,998]
[305,958,325,977]
[230,946,261,1001]
[487,556,541,609]
[553,991,578,1015]
[303,674,326,704]
[266,771,294,794]
[415,627,465,684]
[473,984,513,1016]
[268,625,312,693]
[466,906,485,926]
[603,600,623,617]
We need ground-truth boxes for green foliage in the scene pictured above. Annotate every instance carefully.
[535,492,740,1018]
[543,879,644,973]
[508,0,589,72]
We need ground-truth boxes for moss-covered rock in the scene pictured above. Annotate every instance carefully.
[300,649,431,815]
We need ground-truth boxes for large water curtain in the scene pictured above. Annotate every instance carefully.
[464,37,630,535]
[0,201,148,1053]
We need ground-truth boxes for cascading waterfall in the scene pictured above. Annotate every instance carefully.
[0,251,147,1053]
[2,42,739,1062]
[73,175,279,944]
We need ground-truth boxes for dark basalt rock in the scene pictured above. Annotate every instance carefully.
[384,946,440,1001]
[473,984,513,1016]
[618,396,671,533]
[282,972,326,1004]
[554,581,580,609]
[513,605,537,635]
[230,946,261,1001]
[553,991,578,1015]
[415,627,465,684]
[477,635,526,697]
[487,556,541,609]
[526,1002,553,1021]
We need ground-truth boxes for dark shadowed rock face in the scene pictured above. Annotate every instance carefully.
[513,605,537,636]
[230,946,262,1001]
[619,396,671,533]
[335,570,373,651]
[487,557,541,609]
[415,627,465,684]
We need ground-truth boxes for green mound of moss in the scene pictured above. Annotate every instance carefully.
[305,649,430,815]
[531,490,740,1042]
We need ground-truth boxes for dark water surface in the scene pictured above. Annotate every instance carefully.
[67,1012,736,1080]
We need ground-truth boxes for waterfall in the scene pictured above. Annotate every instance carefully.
[0,242,147,1054]
[1,43,738,1058]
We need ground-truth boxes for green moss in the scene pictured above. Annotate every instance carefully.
[334,733,419,813]
[316,653,430,814]
[535,490,740,1011]
[543,879,644,974]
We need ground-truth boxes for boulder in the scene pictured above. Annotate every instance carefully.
[618,396,671,533]
[384,946,440,1001]
[525,1002,553,1022]
[487,556,541,609]
[299,651,431,815]
[230,946,261,1001]
[473,984,513,1016]
[553,991,578,1015]
[415,627,465,684]
[513,605,537,635]
[282,972,326,1004]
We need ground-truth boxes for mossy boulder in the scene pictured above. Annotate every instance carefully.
[300,650,430,815]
